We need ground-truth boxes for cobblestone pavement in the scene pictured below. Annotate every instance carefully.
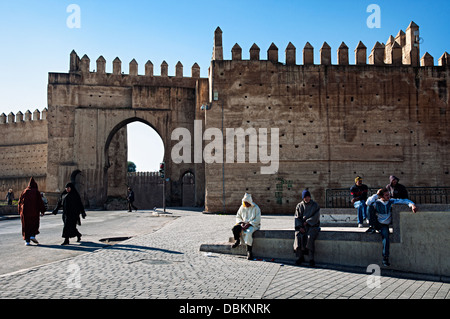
[0,209,448,302]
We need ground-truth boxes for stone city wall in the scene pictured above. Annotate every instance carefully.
[204,23,450,214]
[0,109,48,198]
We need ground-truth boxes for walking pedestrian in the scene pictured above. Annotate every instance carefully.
[127,187,138,212]
[293,189,320,267]
[231,193,261,260]
[6,189,14,205]
[18,177,46,246]
[350,176,369,227]
[366,188,417,266]
[52,182,86,245]
[41,192,48,211]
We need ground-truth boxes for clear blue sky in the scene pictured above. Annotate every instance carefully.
[0,0,449,171]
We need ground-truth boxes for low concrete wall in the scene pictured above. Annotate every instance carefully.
[201,209,450,281]
[0,205,17,215]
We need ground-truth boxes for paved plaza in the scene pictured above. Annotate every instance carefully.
[0,208,448,310]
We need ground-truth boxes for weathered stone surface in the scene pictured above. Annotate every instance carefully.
[205,21,449,213]
[0,22,448,214]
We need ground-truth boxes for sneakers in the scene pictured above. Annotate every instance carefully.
[382,257,390,267]
[25,237,39,245]
[358,223,364,228]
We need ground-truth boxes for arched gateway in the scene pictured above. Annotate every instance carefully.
[39,23,450,214]
[46,52,208,208]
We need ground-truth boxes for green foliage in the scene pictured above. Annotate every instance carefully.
[127,161,137,172]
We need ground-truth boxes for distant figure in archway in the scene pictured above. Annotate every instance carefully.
[6,188,14,205]
[127,187,138,212]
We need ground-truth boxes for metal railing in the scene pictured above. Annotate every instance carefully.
[325,187,450,208]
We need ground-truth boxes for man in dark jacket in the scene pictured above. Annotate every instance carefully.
[386,175,408,199]
[293,189,320,267]
[127,187,138,212]
[350,176,369,228]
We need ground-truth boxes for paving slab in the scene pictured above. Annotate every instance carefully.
[0,209,448,307]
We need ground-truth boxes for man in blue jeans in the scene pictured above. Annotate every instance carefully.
[366,188,418,266]
[350,176,369,228]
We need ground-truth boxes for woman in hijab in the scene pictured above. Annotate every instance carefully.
[52,182,86,245]
[18,177,46,245]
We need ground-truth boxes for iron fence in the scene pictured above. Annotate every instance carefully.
[325,187,450,208]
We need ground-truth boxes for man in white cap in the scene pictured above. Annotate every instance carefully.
[231,193,261,260]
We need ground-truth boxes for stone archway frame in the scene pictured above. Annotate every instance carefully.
[47,68,209,209]
[102,113,168,206]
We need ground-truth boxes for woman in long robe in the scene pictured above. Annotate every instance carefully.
[18,177,46,245]
[52,182,86,245]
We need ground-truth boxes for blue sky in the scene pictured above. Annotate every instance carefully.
[0,0,449,171]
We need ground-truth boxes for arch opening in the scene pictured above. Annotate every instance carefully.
[181,171,195,207]
[104,117,165,209]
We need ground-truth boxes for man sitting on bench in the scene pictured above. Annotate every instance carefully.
[231,193,261,260]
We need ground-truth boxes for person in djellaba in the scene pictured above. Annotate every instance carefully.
[52,182,86,245]
[231,193,261,260]
[18,177,46,246]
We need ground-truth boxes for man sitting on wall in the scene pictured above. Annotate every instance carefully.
[350,176,369,228]
[386,175,409,199]
[366,188,417,266]
[231,193,261,260]
[294,189,321,267]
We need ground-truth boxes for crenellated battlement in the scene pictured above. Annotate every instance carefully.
[69,50,201,78]
[1,21,447,213]
[0,108,47,124]
[213,22,449,67]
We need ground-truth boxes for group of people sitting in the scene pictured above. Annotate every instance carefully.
[231,175,418,268]
[351,175,410,229]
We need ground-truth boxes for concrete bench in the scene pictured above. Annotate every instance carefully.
[200,209,450,282]
[200,227,394,264]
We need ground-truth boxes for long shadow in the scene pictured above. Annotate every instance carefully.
[38,241,183,255]
[257,257,446,283]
